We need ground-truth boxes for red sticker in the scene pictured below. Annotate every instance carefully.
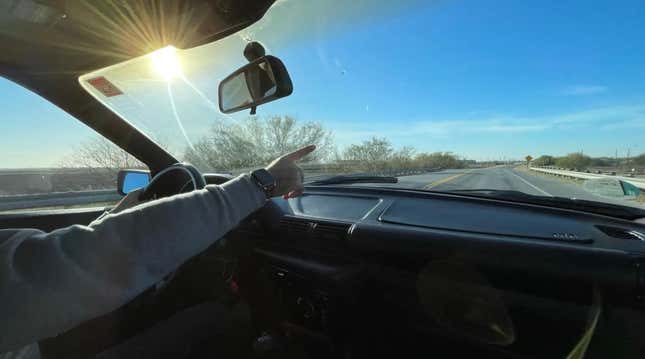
[87,76,123,97]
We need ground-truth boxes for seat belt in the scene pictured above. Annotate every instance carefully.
[566,286,602,359]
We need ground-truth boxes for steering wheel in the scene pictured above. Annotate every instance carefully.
[140,163,206,201]
[138,163,207,292]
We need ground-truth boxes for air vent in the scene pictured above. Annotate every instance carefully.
[279,216,311,234]
[278,216,351,242]
[313,222,351,241]
[596,225,645,241]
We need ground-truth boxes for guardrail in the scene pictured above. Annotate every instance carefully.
[529,167,645,190]
[0,189,121,211]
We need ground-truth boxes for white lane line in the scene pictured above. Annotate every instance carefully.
[508,170,553,197]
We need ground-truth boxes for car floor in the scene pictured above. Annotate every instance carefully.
[95,301,256,359]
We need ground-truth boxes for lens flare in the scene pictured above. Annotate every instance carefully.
[150,46,182,80]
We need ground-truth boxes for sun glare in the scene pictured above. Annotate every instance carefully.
[150,46,182,80]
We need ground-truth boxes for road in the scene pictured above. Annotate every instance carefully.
[393,166,643,208]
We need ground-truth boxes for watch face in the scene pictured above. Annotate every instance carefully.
[253,169,276,187]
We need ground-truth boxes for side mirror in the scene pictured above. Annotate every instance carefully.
[218,55,293,114]
[117,169,151,195]
[621,180,641,197]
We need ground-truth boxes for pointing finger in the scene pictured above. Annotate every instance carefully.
[284,187,304,199]
[284,145,316,162]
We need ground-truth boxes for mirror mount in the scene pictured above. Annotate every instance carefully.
[244,42,267,115]
[243,41,266,62]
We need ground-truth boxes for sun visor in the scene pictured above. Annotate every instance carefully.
[0,0,275,73]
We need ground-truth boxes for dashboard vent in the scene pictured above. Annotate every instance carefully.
[313,222,351,241]
[279,216,311,235]
[279,216,351,242]
[596,225,645,241]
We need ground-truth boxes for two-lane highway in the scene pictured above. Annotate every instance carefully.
[430,167,554,196]
[393,166,644,208]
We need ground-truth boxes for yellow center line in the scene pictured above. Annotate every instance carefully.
[423,169,472,189]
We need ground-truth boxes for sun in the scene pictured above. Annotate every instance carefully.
[150,46,182,80]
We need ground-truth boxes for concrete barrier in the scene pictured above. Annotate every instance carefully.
[530,167,645,190]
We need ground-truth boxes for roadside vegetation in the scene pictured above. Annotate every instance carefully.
[532,153,645,175]
[182,116,466,176]
[3,115,644,195]
[2,116,465,195]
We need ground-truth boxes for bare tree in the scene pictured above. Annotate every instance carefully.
[47,137,148,192]
[343,137,393,162]
[342,137,394,172]
[61,137,145,175]
[389,146,416,172]
[342,138,464,174]
[59,123,466,188]
[555,153,592,170]
[184,115,335,172]
[414,152,463,170]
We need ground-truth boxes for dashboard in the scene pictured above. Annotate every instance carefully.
[263,186,644,288]
[241,185,645,358]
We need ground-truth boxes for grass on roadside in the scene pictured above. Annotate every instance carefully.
[514,165,584,186]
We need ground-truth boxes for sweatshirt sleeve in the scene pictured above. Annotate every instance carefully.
[0,175,266,353]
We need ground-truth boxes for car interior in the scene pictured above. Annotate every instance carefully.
[1,1,645,358]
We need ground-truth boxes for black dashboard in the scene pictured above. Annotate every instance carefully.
[241,186,645,358]
[261,186,645,290]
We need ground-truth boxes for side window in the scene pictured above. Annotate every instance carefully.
[0,78,145,213]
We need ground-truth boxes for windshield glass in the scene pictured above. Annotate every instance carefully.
[80,0,645,212]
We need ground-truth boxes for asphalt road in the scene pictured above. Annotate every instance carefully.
[393,166,643,208]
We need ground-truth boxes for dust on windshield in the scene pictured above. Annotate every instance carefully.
[79,0,645,211]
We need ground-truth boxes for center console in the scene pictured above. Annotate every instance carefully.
[238,213,363,357]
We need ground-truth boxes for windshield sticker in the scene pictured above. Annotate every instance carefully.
[86,76,123,97]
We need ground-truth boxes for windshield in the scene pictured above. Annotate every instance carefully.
[80,0,645,213]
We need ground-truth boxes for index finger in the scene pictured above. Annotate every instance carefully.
[284,145,316,161]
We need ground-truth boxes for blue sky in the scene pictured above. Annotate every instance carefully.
[258,0,645,160]
[2,0,645,167]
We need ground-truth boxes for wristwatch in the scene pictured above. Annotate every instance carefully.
[250,168,277,198]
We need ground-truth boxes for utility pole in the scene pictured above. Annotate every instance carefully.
[615,148,619,168]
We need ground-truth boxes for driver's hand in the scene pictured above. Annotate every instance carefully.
[266,145,316,199]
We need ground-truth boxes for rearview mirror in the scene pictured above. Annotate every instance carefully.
[117,169,151,195]
[218,55,293,114]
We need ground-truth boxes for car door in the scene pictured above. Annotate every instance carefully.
[0,77,141,232]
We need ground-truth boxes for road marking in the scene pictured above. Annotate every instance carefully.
[423,170,471,189]
[508,170,553,197]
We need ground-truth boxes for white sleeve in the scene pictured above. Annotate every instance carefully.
[0,175,266,353]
